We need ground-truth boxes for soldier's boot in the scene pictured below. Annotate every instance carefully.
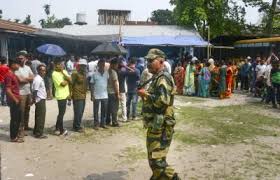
[171,173,181,180]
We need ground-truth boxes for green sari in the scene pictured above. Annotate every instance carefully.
[219,65,227,98]
[184,64,196,96]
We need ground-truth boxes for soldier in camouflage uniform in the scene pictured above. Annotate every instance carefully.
[138,49,181,180]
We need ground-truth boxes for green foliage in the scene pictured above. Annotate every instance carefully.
[170,0,246,38]
[39,4,72,28]
[243,0,271,13]
[22,15,31,25]
[174,105,280,145]
[150,9,175,25]
[243,0,279,34]
[224,1,246,35]
[261,11,280,32]
[43,4,51,16]
[14,19,20,23]
[0,9,2,19]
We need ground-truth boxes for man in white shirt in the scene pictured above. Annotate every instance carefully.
[32,64,47,139]
[163,61,172,74]
[15,51,34,137]
[264,57,273,103]
[88,57,98,76]
[256,59,267,79]
[66,56,75,75]
[88,57,99,100]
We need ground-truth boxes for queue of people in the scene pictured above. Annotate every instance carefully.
[0,50,151,143]
[173,54,280,108]
[174,56,236,99]
[2,49,280,143]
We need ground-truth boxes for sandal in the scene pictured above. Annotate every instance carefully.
[17,138,24,143]
[11,137,18,142]
[11,137,24,143]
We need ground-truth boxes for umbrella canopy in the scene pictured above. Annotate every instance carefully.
[91,42,127,55]
[37,44,66,56]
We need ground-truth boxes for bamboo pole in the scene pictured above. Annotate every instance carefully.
[207,25,210,60]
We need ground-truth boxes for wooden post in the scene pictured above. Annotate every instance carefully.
[118,16,123,43]
[207,25,210,60]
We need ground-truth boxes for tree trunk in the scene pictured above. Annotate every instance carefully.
[266,0,277,36]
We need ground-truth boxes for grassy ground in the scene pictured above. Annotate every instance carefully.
[41,96,280,179]
[175,105,280,145]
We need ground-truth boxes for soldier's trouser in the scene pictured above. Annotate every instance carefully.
[146,125,179,180]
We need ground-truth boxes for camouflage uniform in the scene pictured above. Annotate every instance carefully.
[142,49,180,180]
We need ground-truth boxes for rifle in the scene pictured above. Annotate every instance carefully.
[137,76,156,90]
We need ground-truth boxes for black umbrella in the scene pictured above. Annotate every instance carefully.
[91,42,128,55]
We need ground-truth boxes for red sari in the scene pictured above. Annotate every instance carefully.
[174,66,185,95]
[226,66,233,97]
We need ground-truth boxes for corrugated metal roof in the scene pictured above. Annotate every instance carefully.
[33,29,119,42]
[0,19,37,33]
[47,25,202,38]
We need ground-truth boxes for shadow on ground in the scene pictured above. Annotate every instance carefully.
[63,119,94,129]
[0,132,10,142]
[84,170,128,180]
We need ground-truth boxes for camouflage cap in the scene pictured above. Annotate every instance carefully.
[145,48,166,61]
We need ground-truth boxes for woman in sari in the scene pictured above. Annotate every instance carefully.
[198,63,211,97]
[184,61,196,96]
[208,58,215,71]
[225,61,233,97]
[219,61,227,99]
[231,62,238,93]
[174,62,185,95]
[210,63,220,97]
[194,60,202,96]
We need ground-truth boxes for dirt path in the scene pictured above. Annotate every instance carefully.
[1,93,280,180]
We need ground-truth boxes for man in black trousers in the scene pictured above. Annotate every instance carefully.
[4,59,23,143]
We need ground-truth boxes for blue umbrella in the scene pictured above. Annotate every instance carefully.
[37,44,66,56]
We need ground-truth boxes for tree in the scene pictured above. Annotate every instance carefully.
[22,15,31,25]
[14,19,21,23]
[171,0,246,39]
[39,15,56,28]
[54,18,72,27]
[39,5,72,28]
[223,1,246,35]
[150,9,175,25]
[0,9,2,19]
[243,0,279,35]
[43,4,51,16]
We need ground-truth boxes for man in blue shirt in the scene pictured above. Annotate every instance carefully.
[91,59,109,129]
[240,58,251,91]
[136,57,145,75]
